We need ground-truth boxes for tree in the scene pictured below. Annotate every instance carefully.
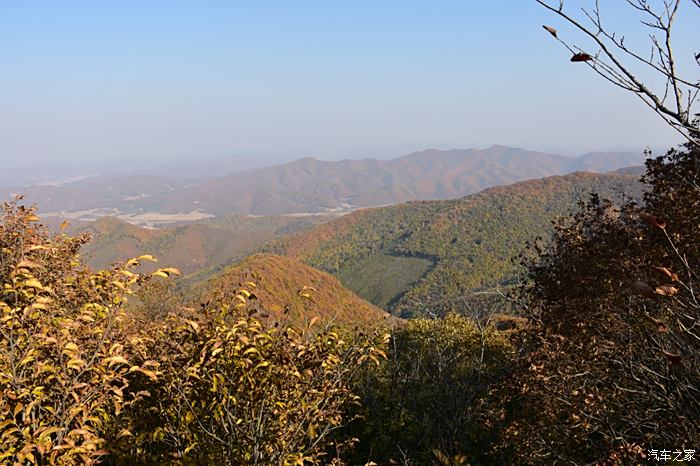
[537,0,700,144]
[478,6,700,462]
[0,198,390,465]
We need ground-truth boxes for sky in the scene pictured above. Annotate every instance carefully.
[1,1,697,171]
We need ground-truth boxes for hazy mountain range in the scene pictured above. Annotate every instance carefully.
[4,145,647,222]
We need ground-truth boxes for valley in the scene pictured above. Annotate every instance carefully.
[268,170,644,317]
[53,164,645,319]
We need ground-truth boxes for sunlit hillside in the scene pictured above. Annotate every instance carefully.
[270,171,644,316]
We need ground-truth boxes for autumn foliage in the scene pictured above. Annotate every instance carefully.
[1,142,697,465]
[0,200,158,464]
[0,199,388,465]
[487,143,700,463]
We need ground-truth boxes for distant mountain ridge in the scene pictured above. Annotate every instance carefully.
[5,145,648,219]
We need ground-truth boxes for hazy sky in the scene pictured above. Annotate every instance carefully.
[1,1,697,169]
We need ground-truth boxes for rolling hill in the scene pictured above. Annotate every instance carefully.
[5,146,647,219]
[267,171,645,317]
[200,253,391,326]
[71,214,333,276]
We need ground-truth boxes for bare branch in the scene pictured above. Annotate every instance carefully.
[536,0,700,145]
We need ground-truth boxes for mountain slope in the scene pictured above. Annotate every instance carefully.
[267,171,645,317]
[202,254,390,326]
[5,146,647,217]
[74,215,332,276]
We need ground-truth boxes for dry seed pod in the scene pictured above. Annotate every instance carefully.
[654,266,679,281]
[542,25,557,38]
[631,280,656,298]
[639,212,666,229]
[655,285,679,296]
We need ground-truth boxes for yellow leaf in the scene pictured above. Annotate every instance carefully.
[104,356,129,366]
[137,254,157,262]
[16,259,41,270]
[67,358,85,370]
[125,258,139,268]
[63,342,79,356]
[187,319,200,332]
[23,278,43,289]
[129,366,157,380]
[161,267,181,277]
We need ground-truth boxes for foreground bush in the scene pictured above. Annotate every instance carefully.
[489,143,700,463]
[0,199,158,464]
[117,302,388,465]
[344,314,514,465]
[0,200,388,465]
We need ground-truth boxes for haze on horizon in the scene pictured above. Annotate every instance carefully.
[2,1,697,172]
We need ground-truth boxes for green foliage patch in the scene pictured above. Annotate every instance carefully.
[335,253,435,309]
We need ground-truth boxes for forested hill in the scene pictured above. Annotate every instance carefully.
[267,171,645,317]
[71,214,332,276]
[200,253,391,326]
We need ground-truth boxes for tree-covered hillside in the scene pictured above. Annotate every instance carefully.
[73,214,332,276]
[200,253,391,326]
[269,171,644,317]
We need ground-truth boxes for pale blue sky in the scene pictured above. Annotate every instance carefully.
[1,1,697,169]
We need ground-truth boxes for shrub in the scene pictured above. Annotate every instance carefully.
[0,199,158,465]
[115,289,389,465]
[345,314,514,465]
[490,143,700,463]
